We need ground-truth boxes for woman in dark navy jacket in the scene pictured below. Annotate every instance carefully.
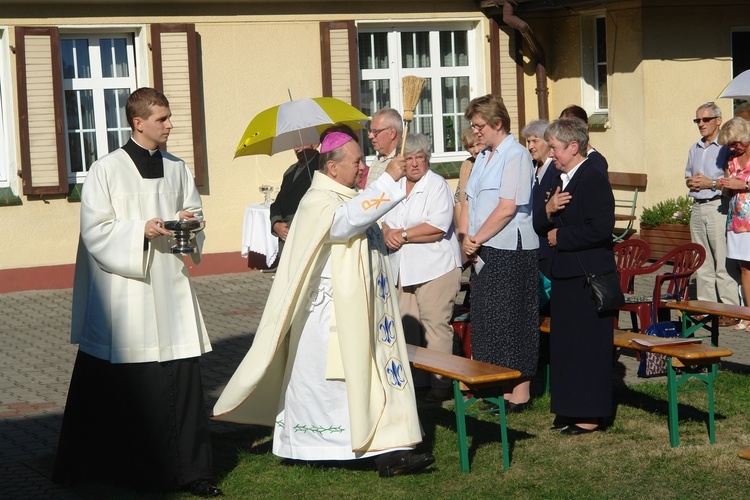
[533,118,616,435]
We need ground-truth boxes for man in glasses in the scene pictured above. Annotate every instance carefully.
[685,102,739,324]
[364,108,403,188]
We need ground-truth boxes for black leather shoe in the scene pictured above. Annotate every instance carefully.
[186,479,222,497]
[378,452,435,477]
[550,423,568,431]
[559,424,599,436]
[506,401,531,413]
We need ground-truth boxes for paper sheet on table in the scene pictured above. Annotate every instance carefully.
[629,337,702,349]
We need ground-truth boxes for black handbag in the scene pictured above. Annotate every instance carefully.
[585,271,626,313]
[558,217,624,313]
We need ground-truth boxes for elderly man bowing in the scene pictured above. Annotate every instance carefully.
[213,132,434,477]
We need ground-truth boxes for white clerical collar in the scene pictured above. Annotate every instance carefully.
[560,160,586,189]
[131,138,160,156]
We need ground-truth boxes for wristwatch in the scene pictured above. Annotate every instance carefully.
[401,230,409,242]
[711,179,717,190]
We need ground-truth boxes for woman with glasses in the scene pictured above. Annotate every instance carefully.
[382,133,462,403]
[719,117,750,331]
[459,94,539,412]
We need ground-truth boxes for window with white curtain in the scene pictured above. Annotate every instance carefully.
[60,33,137,182]
[581,14,609,116]
[358,24,477,158]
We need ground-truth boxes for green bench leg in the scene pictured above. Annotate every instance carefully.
[453,380,470,472]
[708,364,717,444]
[497,398,510,470]
[452,381,511,472]
[667,358,680,447]
[667,358,720,447]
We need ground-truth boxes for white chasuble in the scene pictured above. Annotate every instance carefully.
[213,172,423,457]
[71,149,211,363]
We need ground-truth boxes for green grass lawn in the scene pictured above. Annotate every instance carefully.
[58,369,750,499]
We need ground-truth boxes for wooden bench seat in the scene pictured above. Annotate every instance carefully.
[539,318,733,447]
[666,299,750,346]
[406,344,521,472]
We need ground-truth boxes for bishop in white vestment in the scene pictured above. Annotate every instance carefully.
[213,132,434,477]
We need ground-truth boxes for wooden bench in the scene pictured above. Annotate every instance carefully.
[609,171,648,242]
[614,330,732,447]
[666,299,750,346]
[539,318,733,447]
[406,344,521,472]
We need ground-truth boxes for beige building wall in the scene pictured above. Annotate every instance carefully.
[522,0,749,231]
[0,1,482,273]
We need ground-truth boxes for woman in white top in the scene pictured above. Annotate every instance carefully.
[382,134,462,403]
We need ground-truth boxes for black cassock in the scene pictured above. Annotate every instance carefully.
[53,140,213,490]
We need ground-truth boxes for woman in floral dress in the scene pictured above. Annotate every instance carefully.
[719,117,750,330]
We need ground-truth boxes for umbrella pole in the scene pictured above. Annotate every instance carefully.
[296,128,314,181]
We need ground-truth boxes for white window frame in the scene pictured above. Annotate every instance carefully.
[58,25,149,183]
[580,13,609,116]
[0,28,17,192]
[357,21,480,163]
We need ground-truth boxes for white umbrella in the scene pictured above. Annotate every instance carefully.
[718,69,750,100]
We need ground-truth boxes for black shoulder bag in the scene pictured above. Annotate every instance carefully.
[559,218,625,313]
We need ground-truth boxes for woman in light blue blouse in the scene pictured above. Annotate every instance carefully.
[459,94,539,411]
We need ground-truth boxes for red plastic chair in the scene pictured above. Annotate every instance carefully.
[613,239,652,329]
[618,243,706,333]
[614,239,652,293]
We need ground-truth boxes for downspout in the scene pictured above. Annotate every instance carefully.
[501,1,549,121]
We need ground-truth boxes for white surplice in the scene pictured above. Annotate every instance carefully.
[71,148,211,363]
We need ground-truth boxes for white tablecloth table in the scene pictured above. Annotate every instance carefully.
[241,203,279,267]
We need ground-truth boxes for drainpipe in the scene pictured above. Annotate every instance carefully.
[501,1,549,121]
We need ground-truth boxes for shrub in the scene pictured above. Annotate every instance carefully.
[639,196,692,226]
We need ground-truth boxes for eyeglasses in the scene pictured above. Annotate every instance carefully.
[693,117,718,124]
[470,123,487,132]
[368,127,388,136]
[404,154,427,163]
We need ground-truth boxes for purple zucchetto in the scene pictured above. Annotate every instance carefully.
[320,131,353,154]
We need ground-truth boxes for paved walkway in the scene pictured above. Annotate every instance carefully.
[2,269,750,498]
